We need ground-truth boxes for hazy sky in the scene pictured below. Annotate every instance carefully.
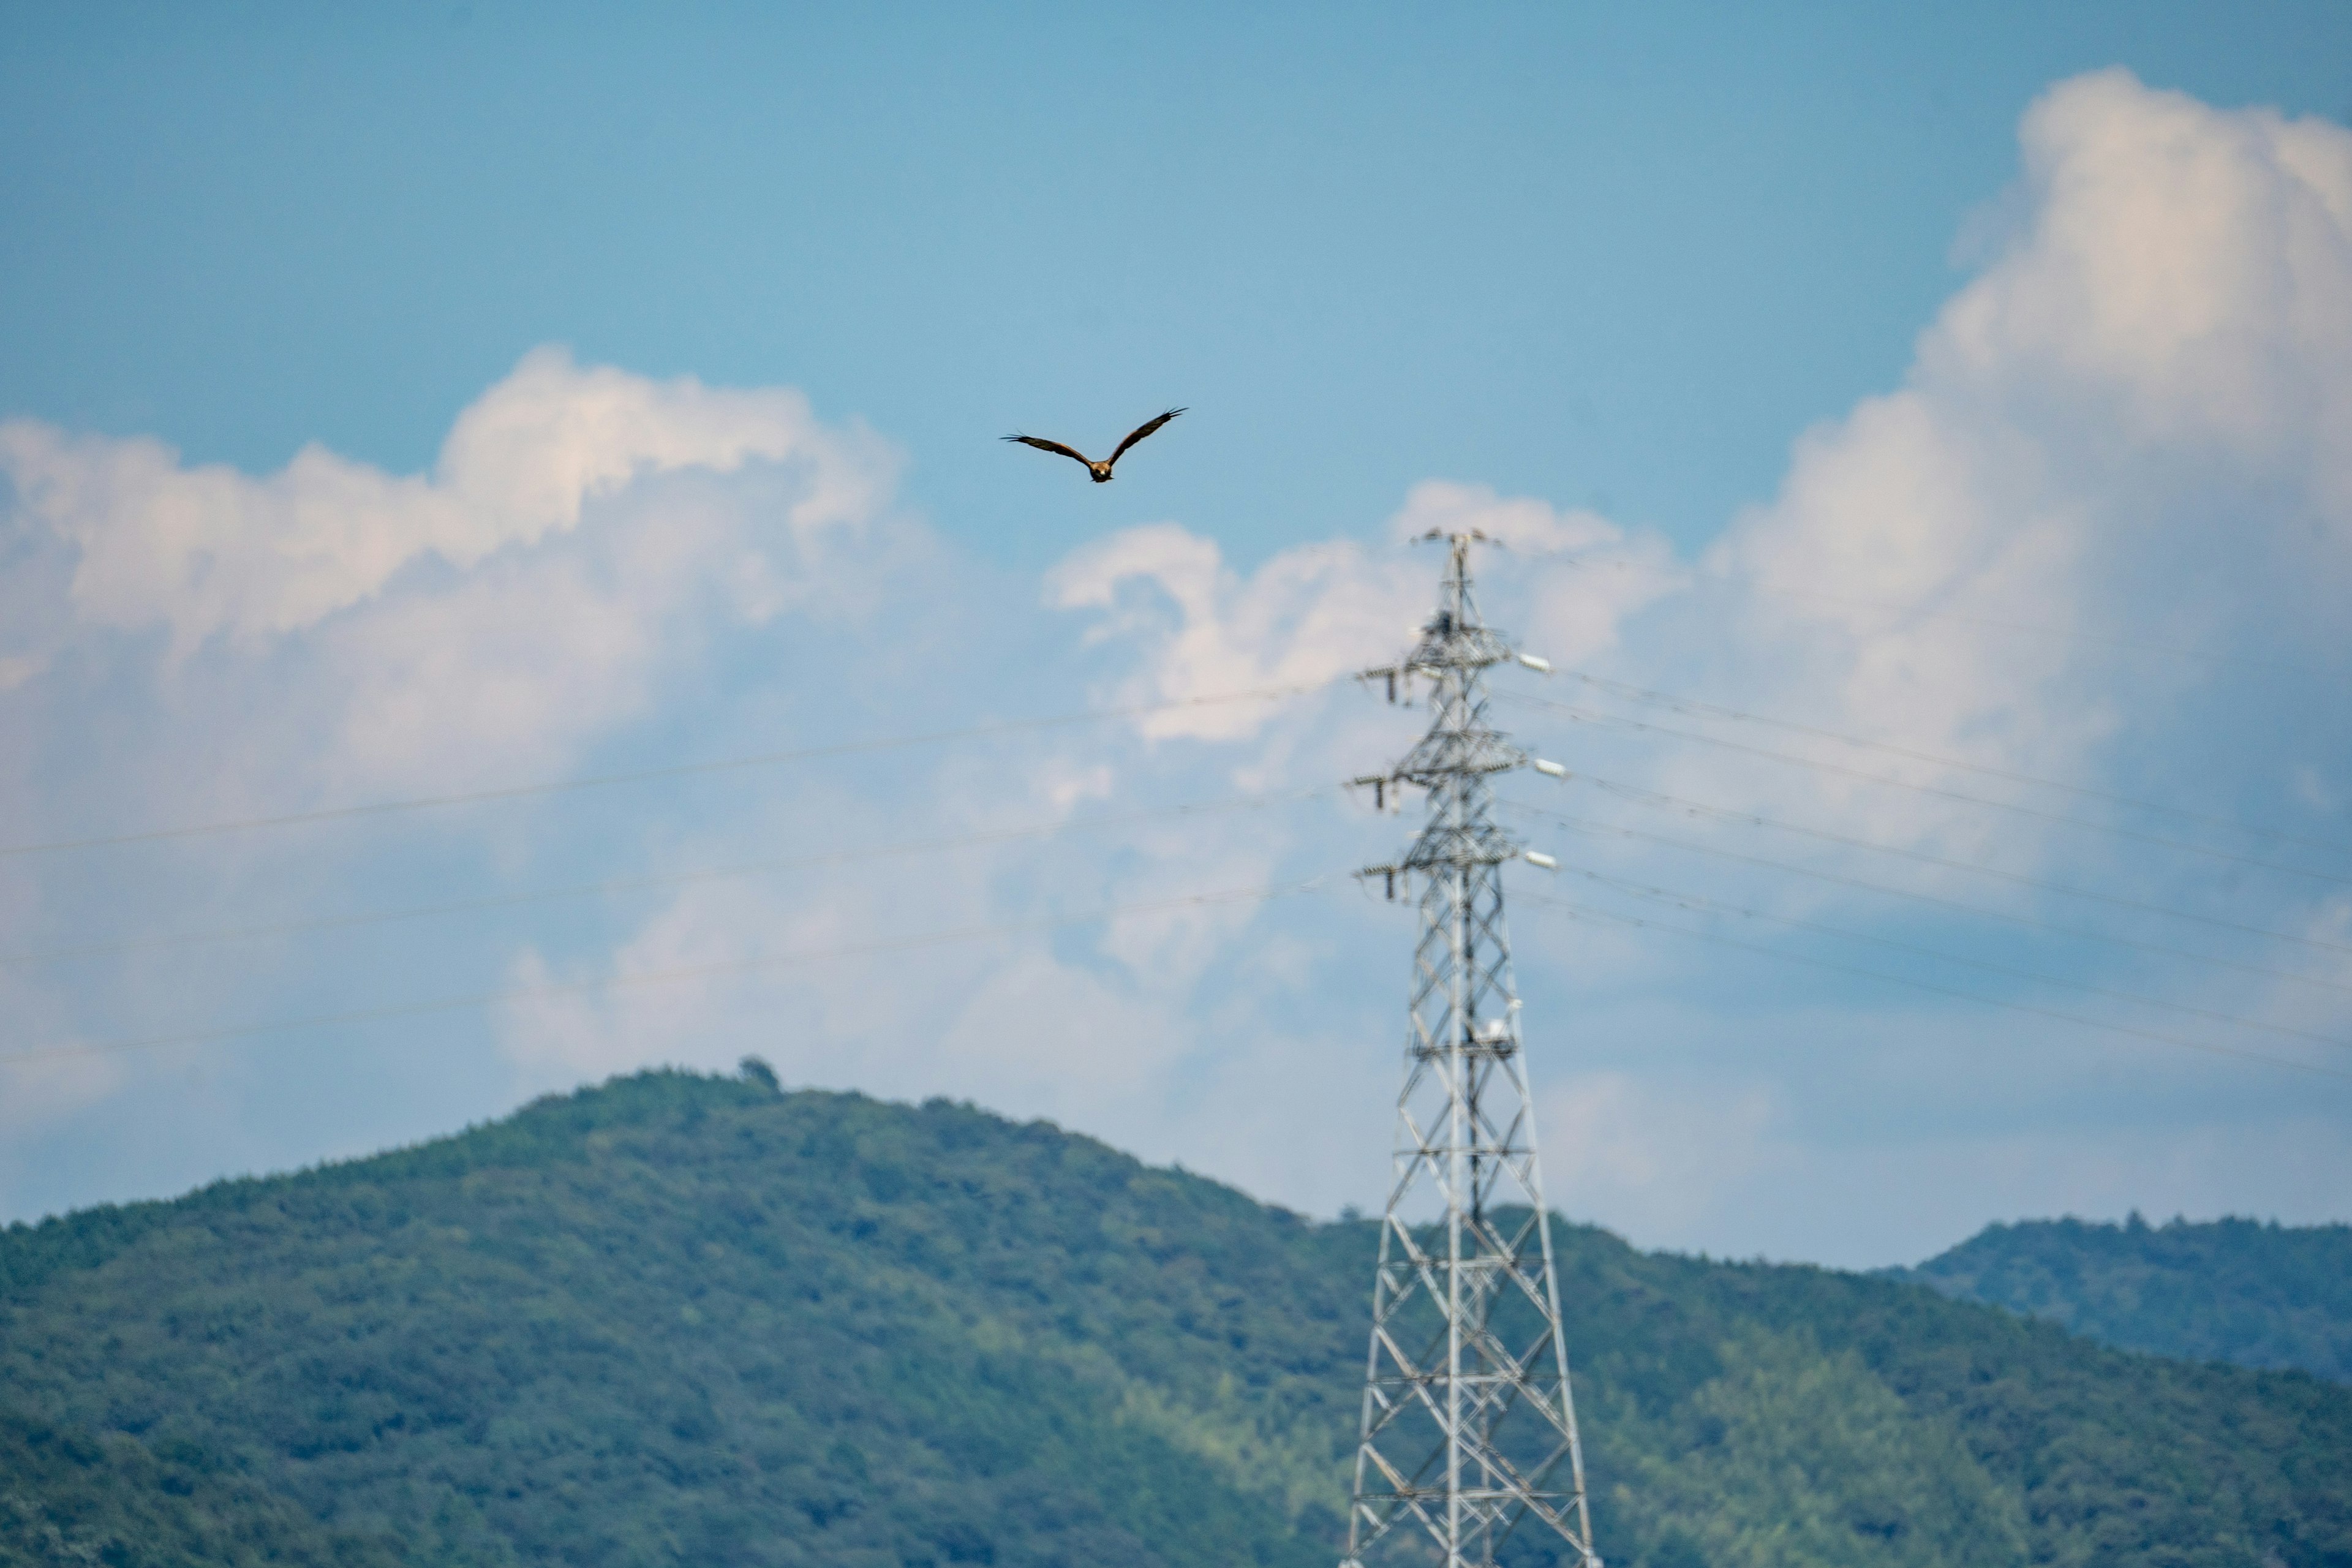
[4,1,2350,1267]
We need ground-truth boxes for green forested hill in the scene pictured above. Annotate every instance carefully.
[0,1406,393,1568]
[1,1068,2347,1568]
[1898,1215,2352,1383]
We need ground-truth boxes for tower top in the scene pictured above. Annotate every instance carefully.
[1359,534,1548,704]
[1352,538,1560,876]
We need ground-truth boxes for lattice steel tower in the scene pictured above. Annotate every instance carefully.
[1343,531,1599,1568]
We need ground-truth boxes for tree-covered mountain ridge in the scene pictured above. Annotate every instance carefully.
[1897,1213,2352,1384]
[1,1068,2346,1568]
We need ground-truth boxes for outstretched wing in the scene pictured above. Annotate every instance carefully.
[1003,434,1096,468]
[1106,407,1186,469]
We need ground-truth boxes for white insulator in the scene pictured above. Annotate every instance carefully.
[1532,758,1566,778]
[1517,652,1553,673]
[1523,850,1559,870]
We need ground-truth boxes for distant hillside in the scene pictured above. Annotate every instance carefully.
[2,1069,2348,1568]
[1898,1215,2352,1383]
[0,1404,392,1568]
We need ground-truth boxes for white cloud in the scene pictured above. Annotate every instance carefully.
[0,349,907,807]
[490,761,1323,1126]
[1695,69,2352,842]
[0,347,892,658]
[1537,1069,1783,1241]
[6,72,2349,1269]
[1035,68,2352,1259]
[0,1030,123,1140]
[934,950,1194,1102]
[1045,524,1427,742]
[0,350,917,1212]
[1936,70,2352,482]
[1046,482,1679,747]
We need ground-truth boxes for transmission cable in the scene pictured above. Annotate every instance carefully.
[1504,693,2352,886]
[1531,670,2352,859]
[2,786,1336,968]
[1541,859,2352,1054]
[1560,772,2352,959]
[1500,799,2352,998]
[0,878,1332,1069]
[1518,894,2352,1083]
[0,680,1330,861]
[1748,581,2301,675]
[1547,554,2294,674]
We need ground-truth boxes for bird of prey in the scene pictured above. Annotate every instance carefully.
[1003,407,1186,483]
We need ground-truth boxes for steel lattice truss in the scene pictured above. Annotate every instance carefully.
[1345,533,1599,1568]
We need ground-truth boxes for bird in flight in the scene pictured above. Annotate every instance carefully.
[1003,407,1186,483]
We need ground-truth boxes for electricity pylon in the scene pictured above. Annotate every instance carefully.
[1343,530,1599,1568]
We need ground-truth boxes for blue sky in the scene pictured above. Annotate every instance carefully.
[3,1,2350,1266]
[14,1,2350,567]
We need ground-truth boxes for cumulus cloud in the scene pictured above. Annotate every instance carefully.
[7,72,2350,1267]
[1033,69,2352,1253]
[1046,525,1427,742]
[491,751,1323,1119]
[1537,1069,1782,1238]
[0,347,891,655]
[1698,70,2352,829]
[1044,72,2351,902]
[0,349,916,1213]
[0,348,905,807]
[1047,480,1679,746]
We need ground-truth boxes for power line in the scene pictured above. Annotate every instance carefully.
[1519,893,2352,1083]
[0,878,1330,1069]
[2,786,1335,968]
[1548,556,2294,675]
[1567,773,2352,959]
[0,681,1329,861]
[1539,669,2350,857]
[1543,860,2352,1054]
[1751,582,2299,675]
[1503,692,2352,887]
[1501,799,2352,999]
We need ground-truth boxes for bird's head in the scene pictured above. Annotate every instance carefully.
[1089,463,1114,482]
